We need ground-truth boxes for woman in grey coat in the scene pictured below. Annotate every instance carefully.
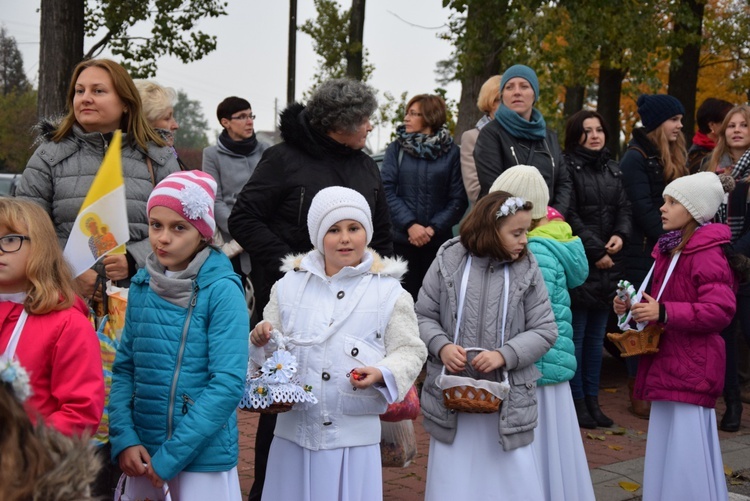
[416,191,557,501]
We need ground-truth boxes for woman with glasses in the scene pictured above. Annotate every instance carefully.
[380,94,468,300]
[473,65,571,216]
[202,96,269,280]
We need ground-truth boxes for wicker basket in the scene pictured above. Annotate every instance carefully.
[607,324,663,358]
[435,349,510,414]
[240,402,294,414]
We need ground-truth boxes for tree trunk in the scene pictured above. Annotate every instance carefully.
[456,74,488,144]
[667,0,704,147]
[346,0,366,81]
[287,0,297,104]
[597,63,625,158]
[38,0,84,119]
[563,85,585,123]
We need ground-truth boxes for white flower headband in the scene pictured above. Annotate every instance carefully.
[0,356,32,403]
[496,196,527,219]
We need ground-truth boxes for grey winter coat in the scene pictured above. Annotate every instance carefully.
[201,138,269,241]
[17,124,180,268]
[416,237,557,451]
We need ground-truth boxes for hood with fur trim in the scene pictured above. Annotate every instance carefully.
[280,248,408,280]
[32,427,101,501]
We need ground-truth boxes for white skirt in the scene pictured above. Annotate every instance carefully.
[643,400,727,501]
[532,382,595,501]
[261,436,383,501]
[425,412,544,501]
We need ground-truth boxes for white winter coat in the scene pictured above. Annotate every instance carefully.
[260,249,427,451]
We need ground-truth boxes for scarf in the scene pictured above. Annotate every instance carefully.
[691,130,715,150]
[730,148,750,183]
[573,145,611,170]
[146,246,212,307]
[494,104,547,140]
[218,129,258,157]
[395,124,454,160]
[657,230,683,254]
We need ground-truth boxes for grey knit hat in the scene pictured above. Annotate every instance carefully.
[489,165,549,219]
[662,172,723,225]
[307,186,373,253]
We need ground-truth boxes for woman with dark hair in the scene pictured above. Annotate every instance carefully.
[620,93,688,419]
[564,110,632,428]
[688,97,733,173]
[17,59,181,297]
[228,78,393,501]
[380,94,467,300]
[473,64,572,215]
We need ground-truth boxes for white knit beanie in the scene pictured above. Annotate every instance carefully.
[307,186,373,253]
[662,172,723,225]
[488,165,549,219]
[147,171,217,239]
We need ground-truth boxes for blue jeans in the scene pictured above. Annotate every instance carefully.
[570,307,610,399]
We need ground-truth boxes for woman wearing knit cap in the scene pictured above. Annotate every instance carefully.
[563,110,632,428]
[614,172,742,501]
[704,105,750,432]
[620,93,688,418]
[473,64,572,216]
[250,186,426,501]
[109,171,249,500]
[490,166,595,501]
[380,93,468,301]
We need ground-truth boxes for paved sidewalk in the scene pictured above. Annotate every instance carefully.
[237,353,750,500]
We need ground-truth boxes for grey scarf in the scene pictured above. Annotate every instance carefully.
[146,246,212,307]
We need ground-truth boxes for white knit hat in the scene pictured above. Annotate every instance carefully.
[663,172,724,225]
[147,170,218,239]
[488,165,549,219]
[307,186,373,253]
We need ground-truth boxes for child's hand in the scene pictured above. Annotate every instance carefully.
[472,350,505,373]
[349,366,383,388]
[145,466,165,489]
[439,344,467,373]
[118,445,151,477]
[595,255,614,269]
[631,292,660,323]
[613,296,630,315]
[605,235,623,254]
[250,321,273,347]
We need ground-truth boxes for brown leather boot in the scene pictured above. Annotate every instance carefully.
[628,377,650,419]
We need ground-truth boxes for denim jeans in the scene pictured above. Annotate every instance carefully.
[570,307,610,399]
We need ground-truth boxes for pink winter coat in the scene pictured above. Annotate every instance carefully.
[634,223,736,408]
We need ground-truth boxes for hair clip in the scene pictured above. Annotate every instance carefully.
[0,356,32,403]
[495,197,527,219]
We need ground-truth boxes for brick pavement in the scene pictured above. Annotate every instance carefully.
[237,352,750,500]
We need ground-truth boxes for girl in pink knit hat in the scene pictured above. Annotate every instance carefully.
[109,170,249,500]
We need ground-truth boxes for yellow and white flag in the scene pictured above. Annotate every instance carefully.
[64,130,130,277]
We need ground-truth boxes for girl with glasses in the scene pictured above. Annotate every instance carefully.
[0,197,104,437]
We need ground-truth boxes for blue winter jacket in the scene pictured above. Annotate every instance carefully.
[380,141,467,245]
[528,220,588,386]
[109,248,249,481]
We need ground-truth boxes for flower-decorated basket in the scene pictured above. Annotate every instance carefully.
[239,329,317,414]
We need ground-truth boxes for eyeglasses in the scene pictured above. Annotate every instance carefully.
[406,111,422,117]
[230,113,256,121]
[0,235,30,253]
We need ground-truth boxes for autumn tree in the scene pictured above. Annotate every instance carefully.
[0,31,36,172]
[38,0,228,117]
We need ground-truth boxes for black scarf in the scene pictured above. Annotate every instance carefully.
[218,129,258,156]
[573,145,611,170]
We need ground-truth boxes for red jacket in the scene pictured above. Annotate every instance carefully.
[0,296,104,436]
[634,223,736,408]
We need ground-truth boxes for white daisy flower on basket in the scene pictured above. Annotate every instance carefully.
[0,356,32,403]
[261,350,297,384]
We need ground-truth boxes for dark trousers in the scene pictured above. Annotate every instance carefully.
[248,413,277,501]
[723,292,750,393]
[91,442,122,498]
[394,240,442,302]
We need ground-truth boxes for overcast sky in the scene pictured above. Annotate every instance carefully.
[0,0,461,152]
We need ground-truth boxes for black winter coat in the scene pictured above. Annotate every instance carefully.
[565,148,632,309]
[228,103,394,316]
[473,119,572,216]
[380,140,467,245]
[620,128,667,287]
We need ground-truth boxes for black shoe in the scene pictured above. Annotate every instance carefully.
[720,390,743,432]
[574,398,597,429]
[585,395,614,427]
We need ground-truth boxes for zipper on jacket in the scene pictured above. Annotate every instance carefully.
[297,187,306,226]
[476,262,491,349]
[182,394,195,415]
[167,284,199,439]
[510,146,520,165]
[642,236,649,252]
